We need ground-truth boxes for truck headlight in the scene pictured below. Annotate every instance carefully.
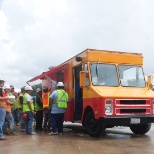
[105,99,113,115]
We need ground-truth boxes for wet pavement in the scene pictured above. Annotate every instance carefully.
[1,122,154,154]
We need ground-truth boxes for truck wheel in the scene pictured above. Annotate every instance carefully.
[85,112,104,137]
[130,123,151,135]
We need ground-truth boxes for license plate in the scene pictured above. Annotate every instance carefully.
[130,118,140,124]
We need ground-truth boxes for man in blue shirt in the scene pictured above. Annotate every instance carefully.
[49,82,68,135]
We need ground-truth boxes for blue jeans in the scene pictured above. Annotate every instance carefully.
[11,108,20,124]
[25,112,34,133]
[0,108,6,138]
[51,113,64,133]
[4,112,14,132]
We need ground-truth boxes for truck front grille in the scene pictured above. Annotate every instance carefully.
[120,109,146,114]
[115,99,151,115]
[120,100,146,105]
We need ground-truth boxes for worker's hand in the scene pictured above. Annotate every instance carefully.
[6,96,10,100]
[6,100,13,104]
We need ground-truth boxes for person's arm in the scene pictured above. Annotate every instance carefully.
[27,101,35,114]
[0,97,10,100]
[0,88,10,100]
[49,98,53,107]
[49,91,56,108]
[6,100,13,104]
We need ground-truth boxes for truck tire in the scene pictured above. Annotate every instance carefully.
[130,123,151,135]
[85,112,104,137]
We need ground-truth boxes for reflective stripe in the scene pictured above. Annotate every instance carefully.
[0,101,6,108]
[56,90,68,108]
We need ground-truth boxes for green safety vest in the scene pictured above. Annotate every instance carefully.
[9,93,17,109]
[56,89,68,108]
[23,93,34,112]
[16,94,23,109]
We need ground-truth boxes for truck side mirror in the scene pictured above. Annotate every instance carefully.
[147,75,152,89]
[80,71,86,87]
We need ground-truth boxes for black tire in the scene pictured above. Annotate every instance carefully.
[130,123,151,135]
[85,112,104,137]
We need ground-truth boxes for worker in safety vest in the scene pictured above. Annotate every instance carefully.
[16,86,26,131]
[49,82,68,135]
[35,88,43,131]
[23,85,36,135]
[3,85,15,135]
[10,85,20,126]
[42,86,51,131]
[0,76,10,140]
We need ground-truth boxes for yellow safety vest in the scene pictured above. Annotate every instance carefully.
[16,93,22,109]
[56,89,68,108]
[23,93,34,112]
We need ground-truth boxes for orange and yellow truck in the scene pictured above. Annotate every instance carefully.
[28,48,154,137]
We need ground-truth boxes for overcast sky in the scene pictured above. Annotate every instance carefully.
[0,0,154,90]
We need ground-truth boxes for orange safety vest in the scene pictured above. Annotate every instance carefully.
[6,102,11,112]
[42,92,50,109]
[0,88,7,108]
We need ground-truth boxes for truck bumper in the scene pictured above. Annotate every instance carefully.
[99,115,154,126]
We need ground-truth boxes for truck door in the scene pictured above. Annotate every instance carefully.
[74,64,83,120]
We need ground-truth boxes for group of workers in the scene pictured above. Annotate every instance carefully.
[0,76,69,140]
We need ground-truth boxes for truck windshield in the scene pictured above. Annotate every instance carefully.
[118,65,146,87]
[90,63,119,86]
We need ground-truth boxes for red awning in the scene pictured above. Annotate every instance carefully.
[27,74,44,83]
[27,63,68,83]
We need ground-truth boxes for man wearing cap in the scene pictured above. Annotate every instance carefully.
[0,76,10,140]
[35,88,43,131]
[49,82,68,135]
[23,85,36,135]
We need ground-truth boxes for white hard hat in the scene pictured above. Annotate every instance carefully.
[36,88,41,93]
[4,85,10,90]
[0,76,5,82]
[57,82,64,87]
[25,85,33,91]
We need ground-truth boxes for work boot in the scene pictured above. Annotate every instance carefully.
[26,132,36,135]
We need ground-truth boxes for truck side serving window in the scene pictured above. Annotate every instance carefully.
[90,63,119,86]
[118,65,146,87]
[84,63,89,86]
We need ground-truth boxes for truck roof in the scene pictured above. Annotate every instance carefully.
[69,48,143,66]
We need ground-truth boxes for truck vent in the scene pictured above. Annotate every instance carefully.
[120,100,146,105]
[120,109,146,114]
